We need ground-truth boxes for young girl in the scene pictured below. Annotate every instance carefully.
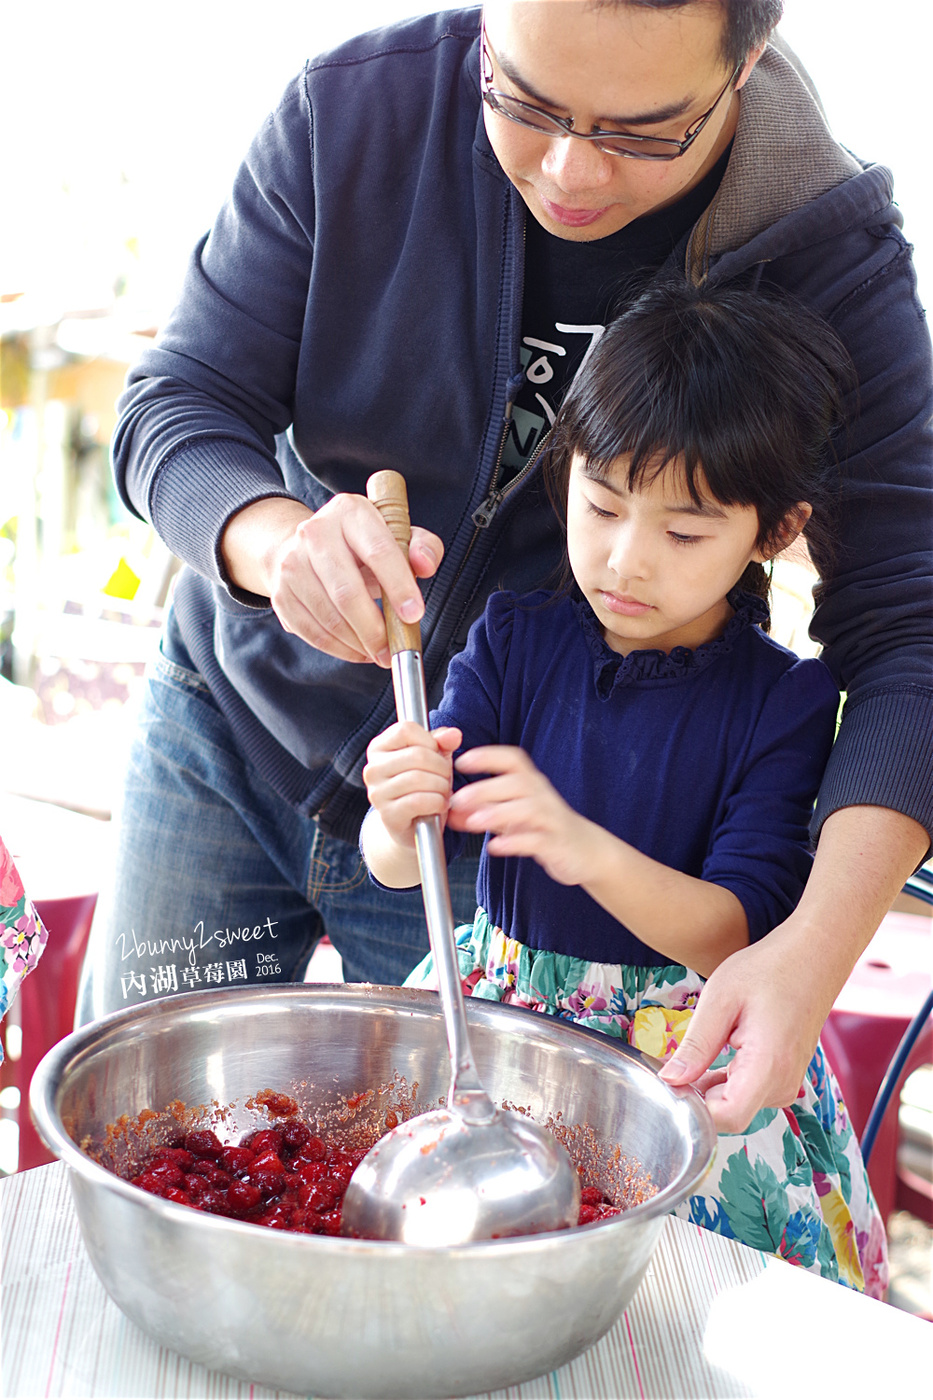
[361,280,887,1297]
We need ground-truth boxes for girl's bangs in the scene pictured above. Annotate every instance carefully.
[578,435,714,511]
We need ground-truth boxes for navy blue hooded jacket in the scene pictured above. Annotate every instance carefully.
[113,8,933,847]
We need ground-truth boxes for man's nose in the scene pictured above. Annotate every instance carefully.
[541,133,614,193]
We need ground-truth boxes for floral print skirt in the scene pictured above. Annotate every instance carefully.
[404,906,889,1299]
[1,837,48,1060]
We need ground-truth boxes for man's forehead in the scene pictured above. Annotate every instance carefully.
[483,0,730,93]
[486,22,702,125]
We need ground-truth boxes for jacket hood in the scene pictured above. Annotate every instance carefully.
[688,38,899,281]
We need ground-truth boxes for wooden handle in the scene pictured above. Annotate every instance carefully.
[366,470,423,656]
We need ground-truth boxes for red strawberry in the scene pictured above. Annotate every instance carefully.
[243,1128,283,1156]
[297,1136,326,1164]
[580,1186,605,1206]
[220,1145,254,1176]
[227,1180,263,1214]
[184,1130,224,1160]
[152,1146,196,1171]
[149,1161,185,1189]
[132,1171,166,1196]
[281,1121,312,1154]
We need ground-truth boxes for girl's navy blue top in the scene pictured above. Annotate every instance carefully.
[431,590,840,967]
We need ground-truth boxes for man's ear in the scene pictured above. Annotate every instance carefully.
[734,41,768,92]
[753,502,813,562]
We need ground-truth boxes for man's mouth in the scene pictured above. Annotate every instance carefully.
[538,196,609,228]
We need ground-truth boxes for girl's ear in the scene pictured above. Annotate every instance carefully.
[752,502,813,563]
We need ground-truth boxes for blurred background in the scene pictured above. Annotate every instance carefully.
[1,0,930,818]
[0,1,930,1303]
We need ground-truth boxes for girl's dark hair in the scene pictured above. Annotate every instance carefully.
[546,278,854,609]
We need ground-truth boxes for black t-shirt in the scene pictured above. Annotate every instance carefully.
[501,147,731,478]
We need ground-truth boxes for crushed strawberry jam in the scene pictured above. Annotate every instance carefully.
[128,1122,621,1234]
[131,1122,366,1235]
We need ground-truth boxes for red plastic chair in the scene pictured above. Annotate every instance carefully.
[8,893,98,1170]
[822,873,933,1226]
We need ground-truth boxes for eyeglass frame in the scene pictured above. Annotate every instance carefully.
[480,22,744,162]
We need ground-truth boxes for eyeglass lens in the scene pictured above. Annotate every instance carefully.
[489,94,685,158]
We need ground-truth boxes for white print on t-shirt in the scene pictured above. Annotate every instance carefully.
[523,336,565,386]
[504,323,608,470]
[555,322,606,382]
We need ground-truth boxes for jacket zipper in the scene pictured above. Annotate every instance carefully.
[448,416,552,596]
[447,211,535,594]
[471,421,552,528]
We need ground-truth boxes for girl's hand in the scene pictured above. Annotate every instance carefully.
[363,723,462,849]
[448,746,594,885]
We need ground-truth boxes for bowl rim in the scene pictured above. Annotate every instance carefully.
[30,984,717,1252]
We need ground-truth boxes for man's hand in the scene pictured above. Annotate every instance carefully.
[659,805,929,1133]
[657,926,828,1132]
[448,746,594,884]
[220,495,443,666]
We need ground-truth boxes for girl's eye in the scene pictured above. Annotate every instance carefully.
[586,500,616,520]
[668,532,702,546]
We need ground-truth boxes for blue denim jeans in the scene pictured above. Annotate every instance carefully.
[74,647,480,1026]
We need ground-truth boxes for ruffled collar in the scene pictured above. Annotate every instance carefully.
[574,588,770,699]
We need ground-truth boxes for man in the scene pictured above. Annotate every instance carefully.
[78,1,931,1142]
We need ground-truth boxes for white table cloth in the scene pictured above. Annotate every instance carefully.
[2,1161,930,1398]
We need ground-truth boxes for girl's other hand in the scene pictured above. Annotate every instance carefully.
[448,746,593,884]
[363,723,461,848]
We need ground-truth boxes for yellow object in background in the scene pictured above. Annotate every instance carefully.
[102,557,140,601]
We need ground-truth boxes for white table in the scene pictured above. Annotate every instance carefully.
[2,1161,930,1399]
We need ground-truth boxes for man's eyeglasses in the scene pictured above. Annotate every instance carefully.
[480,26,742,162]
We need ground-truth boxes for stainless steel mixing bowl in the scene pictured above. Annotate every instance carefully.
[31,984,715,1399]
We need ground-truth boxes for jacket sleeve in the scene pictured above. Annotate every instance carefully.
[111,73,316,608]
[702,658,840,941]
[803,229,933,847]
